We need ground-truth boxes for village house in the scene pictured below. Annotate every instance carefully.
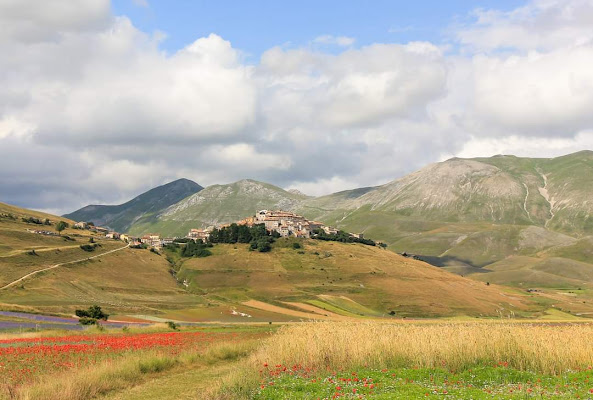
[323,226,339,235]
[253,210,332,238]
[74,221,88,229]
[141,234,162,248]
[237,216,256,227]
[161,237,175,246]
[106,232,120,240]
[187,228,211,242]
[94,226,109,234]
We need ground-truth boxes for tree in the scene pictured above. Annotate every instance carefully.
[75,305,109,325]
[55,220,69,235]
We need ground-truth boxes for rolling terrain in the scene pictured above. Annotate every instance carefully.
[2,202,571,321]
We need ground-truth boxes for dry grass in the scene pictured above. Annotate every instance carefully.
[209,320,593,399]
[7,339,260,400]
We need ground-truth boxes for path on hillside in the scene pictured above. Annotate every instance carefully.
[0,243,130,290]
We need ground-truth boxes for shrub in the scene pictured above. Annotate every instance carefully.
[292,242,302,249]
[76,305,109,321]
[166,321,178,330]
[256,239,271,253]
[78,317,97,325]
[80,244,97,252]
[181,241,212,257]
[22,217,43,224]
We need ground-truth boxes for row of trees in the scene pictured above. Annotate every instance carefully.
[181,240,212,257]
[311,229,378,246]
[209,223,277,252]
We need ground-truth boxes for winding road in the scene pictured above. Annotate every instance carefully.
[0,243,130,290]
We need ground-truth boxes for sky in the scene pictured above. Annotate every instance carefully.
[1,0,593,215]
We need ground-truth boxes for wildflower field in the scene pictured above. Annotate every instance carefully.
[255,365,593,399]
[0,325,270,400]
[3,321,593,399]
[0,331,226,387]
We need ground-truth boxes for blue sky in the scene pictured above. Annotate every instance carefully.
[111,0,525,58]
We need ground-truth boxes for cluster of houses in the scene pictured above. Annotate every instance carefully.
[71,209,358,250]
[233,210,345,238]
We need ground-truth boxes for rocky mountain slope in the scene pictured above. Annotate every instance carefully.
[64,178,203,233]
[297,151,593,235]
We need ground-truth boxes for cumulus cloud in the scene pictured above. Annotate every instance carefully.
[1,0,592,213]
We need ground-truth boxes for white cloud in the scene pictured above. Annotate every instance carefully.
[0,0,111,43]
[456,0,593,52]
[313,35,355,47]
[259,42,446,128]
[288,177,359,197]
[452,131,593,159]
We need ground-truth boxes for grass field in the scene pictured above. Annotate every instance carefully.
[3,321,593,399]
[172,239,534,318]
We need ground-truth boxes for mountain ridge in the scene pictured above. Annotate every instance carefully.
[64,178,203,233]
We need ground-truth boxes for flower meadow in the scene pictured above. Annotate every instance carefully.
[254,364,593,399]
[0,330,233,387]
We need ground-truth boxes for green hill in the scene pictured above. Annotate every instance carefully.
[126,179,308,237]
[64,178,203,233]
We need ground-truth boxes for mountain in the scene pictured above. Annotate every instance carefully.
[126,179,309,237]
[63,151,593,284]
[293,151,593,280]
[298,151,593,233]
[64,179,203,233]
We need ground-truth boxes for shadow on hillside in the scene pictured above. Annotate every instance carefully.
[415,255,489,274]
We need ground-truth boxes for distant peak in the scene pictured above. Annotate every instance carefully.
[287,188,309,197]
[166,178,202,187]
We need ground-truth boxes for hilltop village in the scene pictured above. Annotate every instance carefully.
[74,210,365,249]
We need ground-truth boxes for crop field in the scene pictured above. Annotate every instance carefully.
[211,321,593,399]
